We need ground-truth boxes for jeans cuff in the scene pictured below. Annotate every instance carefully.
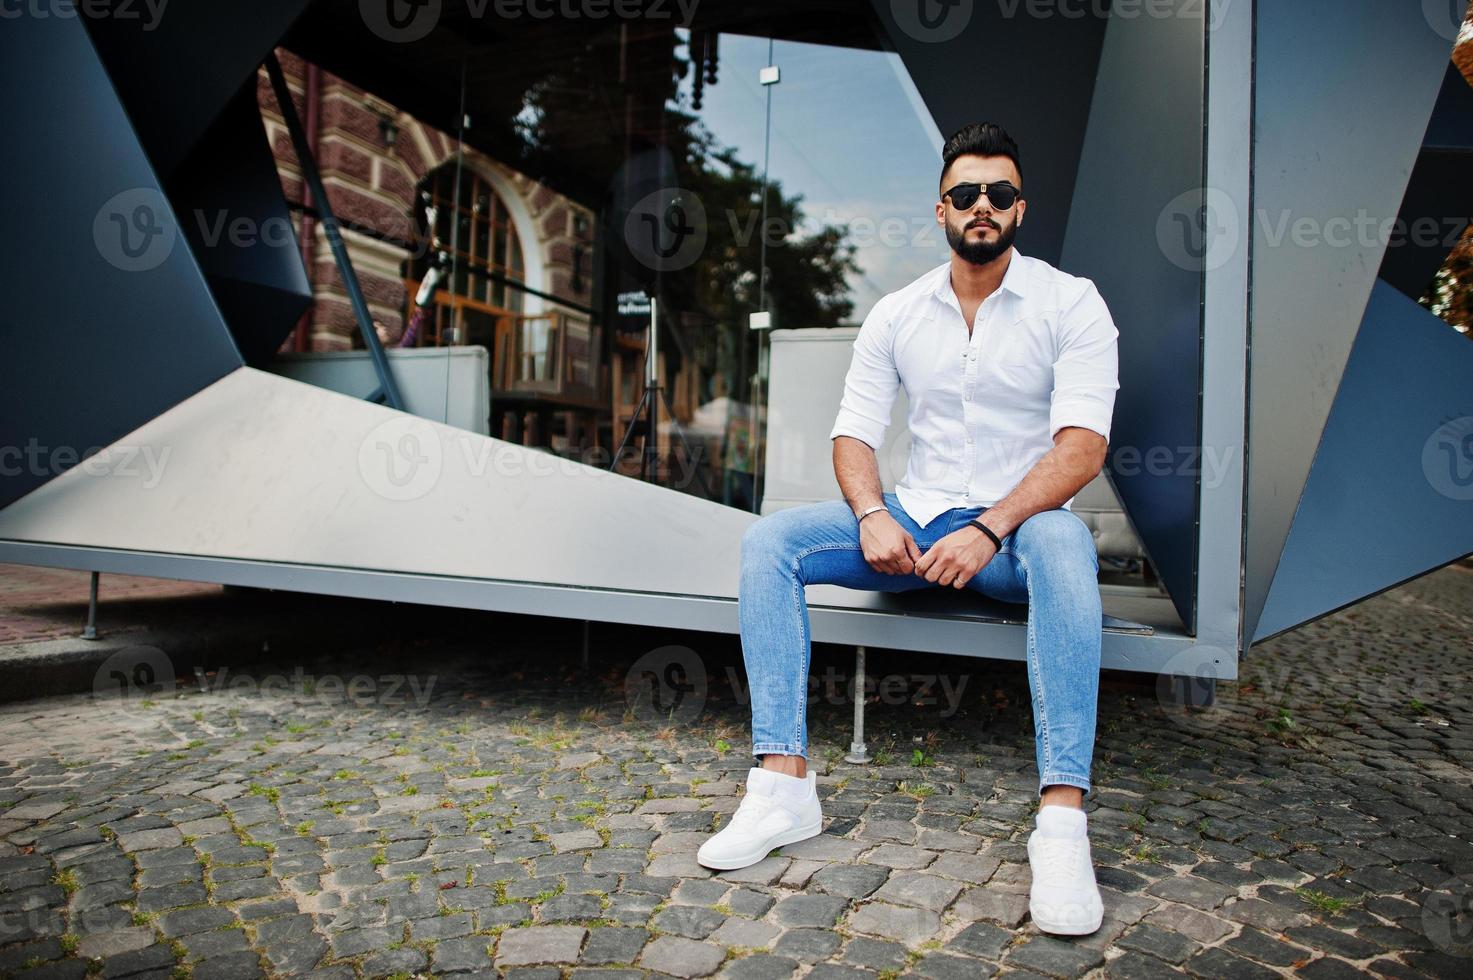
[752,741,805,759]
[1038,772,1092,796]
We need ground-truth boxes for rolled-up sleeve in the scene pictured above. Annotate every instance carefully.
[829,297,899,451]
[1049,281,1120,442]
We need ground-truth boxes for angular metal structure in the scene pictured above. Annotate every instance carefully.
[1,1,1470,681]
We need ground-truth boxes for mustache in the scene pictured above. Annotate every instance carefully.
[966,218,999,230]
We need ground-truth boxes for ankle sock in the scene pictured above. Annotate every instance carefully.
[748,767,813,806]
[1036,804,1088,839]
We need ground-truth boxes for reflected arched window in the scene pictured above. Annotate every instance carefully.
[404,162,526,347]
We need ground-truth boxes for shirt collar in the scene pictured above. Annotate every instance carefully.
[932,246,1026,306]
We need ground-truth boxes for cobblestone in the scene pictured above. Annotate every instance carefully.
[0,564,1469,977]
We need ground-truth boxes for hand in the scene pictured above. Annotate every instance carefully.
[859,512,922,575]
[914,525,997,588]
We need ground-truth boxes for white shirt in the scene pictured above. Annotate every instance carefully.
[828,247,1119,529]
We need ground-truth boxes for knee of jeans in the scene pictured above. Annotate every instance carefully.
[741,513,788,566]
[1014,510,1097,565]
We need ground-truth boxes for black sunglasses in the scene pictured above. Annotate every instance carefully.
[942,181,1021,212]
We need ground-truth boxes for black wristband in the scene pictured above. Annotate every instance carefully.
[967,519,1003,551]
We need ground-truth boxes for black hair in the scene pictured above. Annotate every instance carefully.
[940,122,1022,194]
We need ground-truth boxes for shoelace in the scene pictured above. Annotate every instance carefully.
[725,792,783,830]
[1033,836,1087,888]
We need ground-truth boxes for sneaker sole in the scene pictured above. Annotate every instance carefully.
[696,819,823,871]
[1029,900,1104,936]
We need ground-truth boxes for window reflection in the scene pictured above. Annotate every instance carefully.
[372,6,944,511]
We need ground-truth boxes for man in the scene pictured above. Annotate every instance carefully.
[696,123,1119,937]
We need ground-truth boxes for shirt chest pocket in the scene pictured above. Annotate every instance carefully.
[979,354,1053,400]
[980,315,1054,399]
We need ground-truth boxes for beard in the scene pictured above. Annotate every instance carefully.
[946,214,1017,266]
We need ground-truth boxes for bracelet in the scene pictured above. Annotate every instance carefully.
[967,519,1003,551]
[856,505,887,524]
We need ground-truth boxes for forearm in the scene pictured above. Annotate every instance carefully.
[832,436,886,515]
[975,430,1105,538]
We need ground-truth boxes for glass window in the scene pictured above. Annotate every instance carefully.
[395,7,942,511]
[404,163,528,347]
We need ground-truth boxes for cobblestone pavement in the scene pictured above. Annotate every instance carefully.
[0,565,223,647]
[1,564,1472,979]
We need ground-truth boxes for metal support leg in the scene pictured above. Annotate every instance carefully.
[844,645,871,764]
[1167,674,1217,708]
[81,571,99,640]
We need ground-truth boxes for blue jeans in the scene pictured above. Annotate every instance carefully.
[739,491,1102,794]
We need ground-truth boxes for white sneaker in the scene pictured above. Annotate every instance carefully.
[696,768,822,870]
[1027,807,1104,936]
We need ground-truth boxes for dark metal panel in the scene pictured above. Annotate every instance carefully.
[82,0,313,177]
[1253,280,1473,642]
[1245,1,1452,642]
[1378,66,1473,301]
[1423,62,1473,151]
[168,82,312,366]
[868,0,1111,266]
[0,14,243,511]
[1378,148,1473,302]
[1060,4,1206,631]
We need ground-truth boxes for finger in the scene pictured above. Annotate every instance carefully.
[905,535,922,563]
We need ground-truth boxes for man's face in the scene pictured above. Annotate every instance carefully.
[935,154,1026,266]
